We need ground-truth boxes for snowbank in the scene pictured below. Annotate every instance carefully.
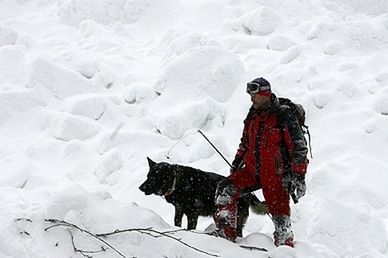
[61,0,157,26]
[28,58,95,99]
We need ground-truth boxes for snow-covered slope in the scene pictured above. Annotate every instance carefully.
[1,0,388,257]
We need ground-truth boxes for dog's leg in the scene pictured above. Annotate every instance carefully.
[236,198,250,237]
[174,206,184,227]
[187,213,199,230]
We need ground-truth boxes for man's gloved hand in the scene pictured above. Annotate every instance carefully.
[216,178,233,196]
[294,173,306,200]
[282,172,306,202]
[230,164,238,174]
[282,172,292,190]
[230,156,243,174]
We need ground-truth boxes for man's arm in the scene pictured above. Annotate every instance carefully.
[231,116,251,173]
[280,107,309,203]
[281,107,309,174]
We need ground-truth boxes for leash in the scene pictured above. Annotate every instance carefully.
[197,130,265,202]
[165,131,198,160]
[197,130,233,168]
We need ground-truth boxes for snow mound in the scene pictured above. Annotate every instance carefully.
[46,185,90,219]
[0,90,45,124]
[0,155,35,188]
[123,83,157,104]
[46,185,169,229]
[154,99,225,140]
[242,7,282,36]
[323,0,388,16]
[97,130,170,157]
[266,36,297,51]
[28,58,95,99]
[324,41,346,55]
[336,79,358,98]
[0,46,27,87]
[376,71,388,83]
[269,246,297,258]
[372,89,388,115]
[95,149,123,184]
[306,199,387,257]
[239,232,274,252]
[294,241,340,258]
[61,0,156,25]
[280,45,302,64]
[154,46,244,103]
[307,19,388,52]
[53,114,100,141]
[0,25,18,47]
[166,31,220,59]
[69,95,107,120]
[220,35,266,54]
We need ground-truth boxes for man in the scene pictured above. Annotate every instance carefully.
[213,77,308,247]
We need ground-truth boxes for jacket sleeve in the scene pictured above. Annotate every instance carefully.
[233,117,250,166]
[281,107,309,175]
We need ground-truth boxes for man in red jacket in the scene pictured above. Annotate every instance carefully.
[213,77,308,247]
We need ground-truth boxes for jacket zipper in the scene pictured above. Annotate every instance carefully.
[275,154,281,176]
[265,128,270,146]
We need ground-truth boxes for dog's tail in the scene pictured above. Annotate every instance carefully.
[249,194,269,215]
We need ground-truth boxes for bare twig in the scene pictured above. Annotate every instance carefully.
[68,229,106,258]
[44,219,127,258]
[15,218,33,236]
[158,228,188,234]
[97,227,219,257]
[95,227,152,237]
[239,245,267,252]
[15,218,32,223]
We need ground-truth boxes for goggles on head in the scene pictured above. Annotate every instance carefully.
[246,82,271,94]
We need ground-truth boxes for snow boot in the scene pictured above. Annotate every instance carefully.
[272,215,294,247]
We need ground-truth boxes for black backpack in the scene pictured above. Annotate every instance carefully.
[277,97,313,158]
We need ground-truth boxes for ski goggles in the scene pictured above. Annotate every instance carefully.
[246,82,271,95]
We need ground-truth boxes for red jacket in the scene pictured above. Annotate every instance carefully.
[234,95,308,187]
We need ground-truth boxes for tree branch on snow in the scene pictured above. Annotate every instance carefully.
[95,227,185,237]
[96,227,219,257]
[44,218,219,257]
[44,219,127,258]
[68,229,106,258]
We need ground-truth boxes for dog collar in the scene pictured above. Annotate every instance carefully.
[164,170,177,197]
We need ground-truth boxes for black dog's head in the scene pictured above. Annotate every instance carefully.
[139,157,176,196]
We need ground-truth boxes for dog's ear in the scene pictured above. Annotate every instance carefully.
[147,157,156,167]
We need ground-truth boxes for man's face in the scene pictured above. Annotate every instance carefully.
[250,93,270,109]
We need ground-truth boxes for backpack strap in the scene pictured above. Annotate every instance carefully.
[302,124,313,159]
[274,103,313,159]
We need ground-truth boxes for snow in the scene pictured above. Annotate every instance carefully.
[1,0,388,257]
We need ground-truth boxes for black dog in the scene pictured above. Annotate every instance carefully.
[139,157,267,237]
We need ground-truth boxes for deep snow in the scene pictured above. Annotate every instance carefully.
[1,0,388,257]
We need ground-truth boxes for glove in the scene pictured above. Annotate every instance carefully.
[294,174,306,200]
[230,156,243,174]
[282,172,306,202]
[216,178,233,196]
[230,165,238,174]
[282,172,292,190]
